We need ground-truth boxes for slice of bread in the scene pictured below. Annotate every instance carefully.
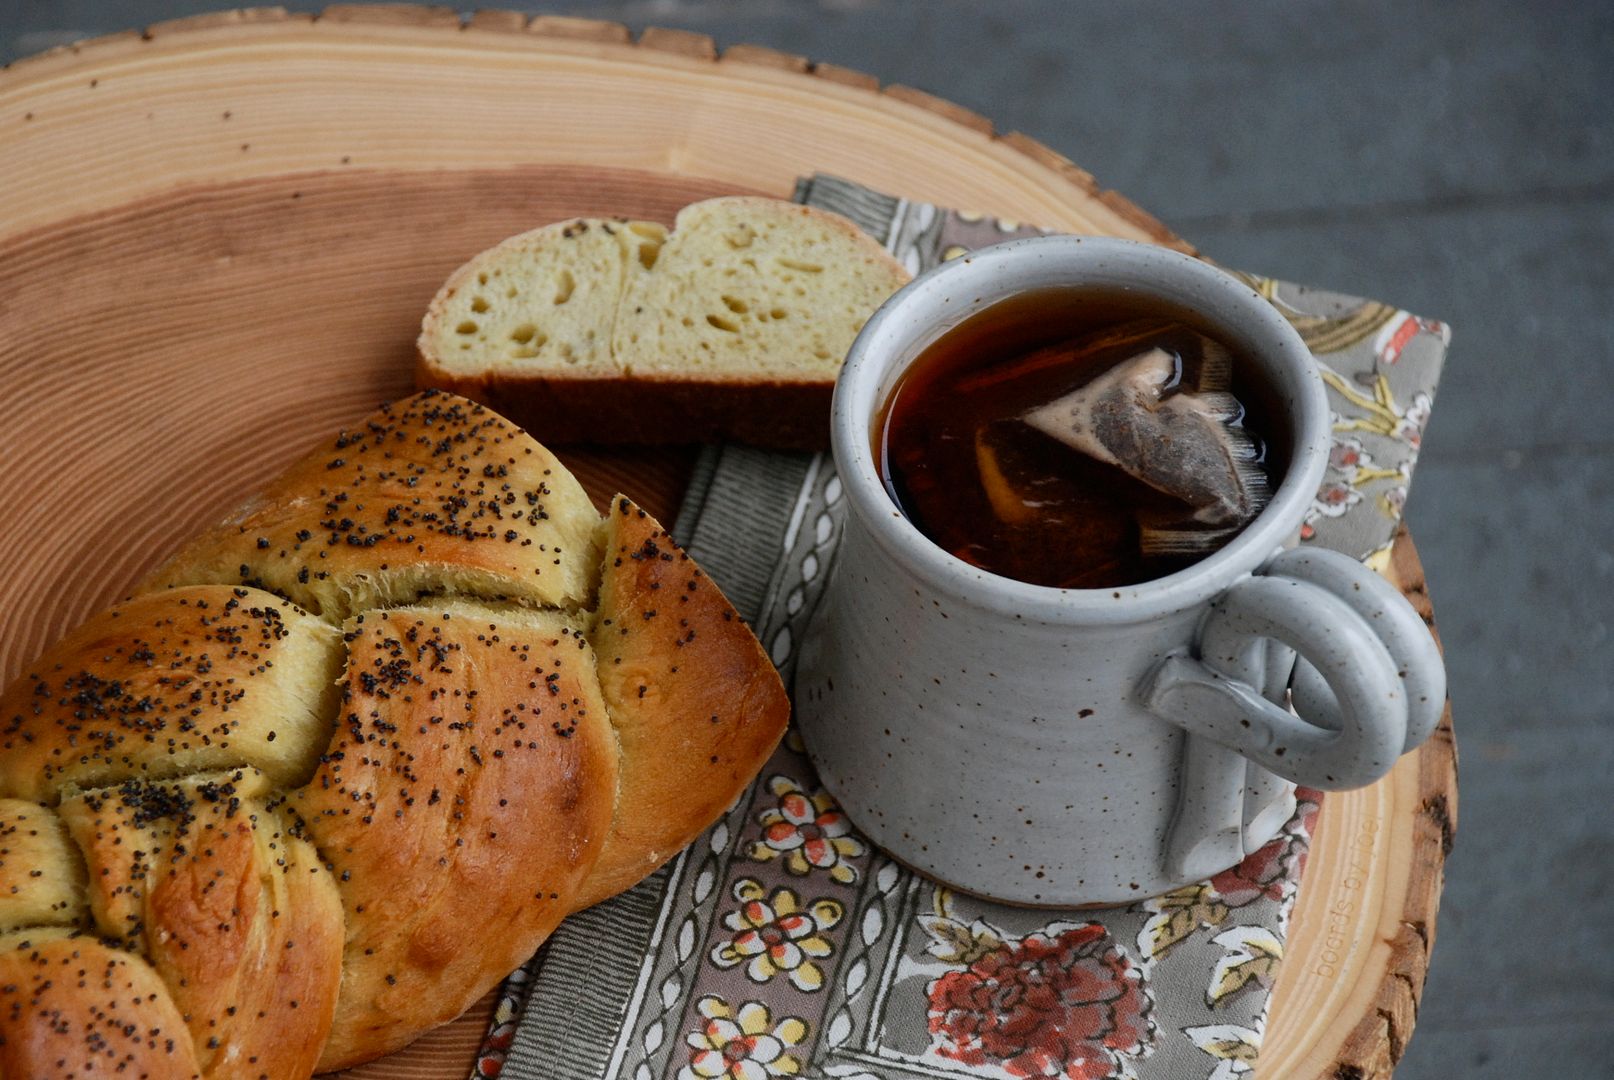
[418,197,909,448]
[424,217,665,377]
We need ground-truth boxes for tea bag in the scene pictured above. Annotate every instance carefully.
[1021,330,1271,556]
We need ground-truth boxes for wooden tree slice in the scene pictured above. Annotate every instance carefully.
[0,11,1453,1079]
[1263,537,1456,1079]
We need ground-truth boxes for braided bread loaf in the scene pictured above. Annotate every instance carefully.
[0,391,788,1078]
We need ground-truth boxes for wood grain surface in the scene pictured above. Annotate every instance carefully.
[0,10,1453,1079]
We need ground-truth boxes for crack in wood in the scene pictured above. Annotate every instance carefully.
[1420,792,1456,857]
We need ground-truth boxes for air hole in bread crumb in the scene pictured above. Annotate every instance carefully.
[681,317,694,328]
[470,297,489,313]
[456,320,479,335]
[638,242,662,271]
[814,349,831,360]
[706,314,741,333]
[477,272,488,286]
[509,323,539,344]
[721,295,749,314]
[553,269,575,305]
[507,287,518,298]
[770,308,788,320]
[627,222,663,239]
[778,257,824,273]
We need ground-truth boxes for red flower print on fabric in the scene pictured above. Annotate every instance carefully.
[927,922,1154,1079]
[1209,791,1322,909]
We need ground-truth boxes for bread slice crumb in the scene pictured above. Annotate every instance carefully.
[611,197,907,379]
[424,217,666,377]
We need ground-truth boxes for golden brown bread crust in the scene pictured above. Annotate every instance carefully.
[140,393,602,619]
[0,928,203,1079]
[56,769,344,1080]
[0,391,787,1076]
[0,586,343,803]
[296,604,618,1071]
[0,800,86,930]
[421,368,836,450]
[573,497,789,909]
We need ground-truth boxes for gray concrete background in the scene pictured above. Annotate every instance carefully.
[5,1,1611,1075]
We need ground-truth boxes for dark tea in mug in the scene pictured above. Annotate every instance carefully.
[873,288,1286,589]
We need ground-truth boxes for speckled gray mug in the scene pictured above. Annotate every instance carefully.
[794,236,1445,907]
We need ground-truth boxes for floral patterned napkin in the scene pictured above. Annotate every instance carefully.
[469,176,1449,1080]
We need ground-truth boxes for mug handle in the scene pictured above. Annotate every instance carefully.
[1143,547,1446,790]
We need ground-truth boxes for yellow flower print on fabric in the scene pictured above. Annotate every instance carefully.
[679,997,807,1080]
[711,879,844,992]
[748,775,866,884]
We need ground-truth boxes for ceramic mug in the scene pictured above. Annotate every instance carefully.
[794,236,1446,907]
